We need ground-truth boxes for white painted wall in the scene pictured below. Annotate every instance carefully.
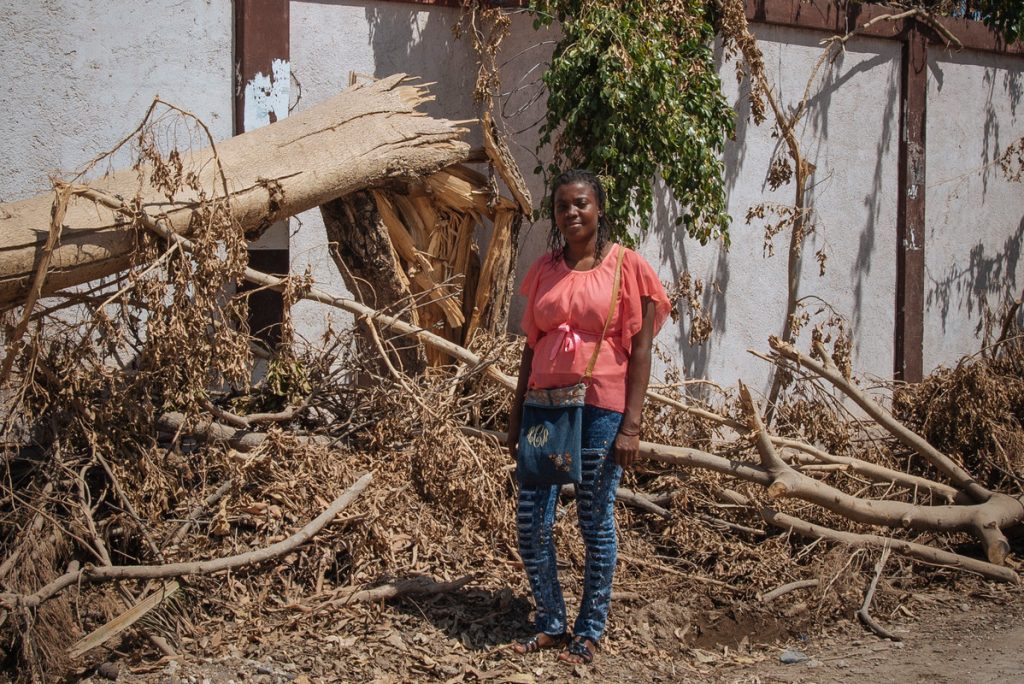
[0,0,233,203]
[3,1,1019,389]
[925,49,1024,370]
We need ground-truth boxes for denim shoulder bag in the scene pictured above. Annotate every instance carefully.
[516,246,625,487]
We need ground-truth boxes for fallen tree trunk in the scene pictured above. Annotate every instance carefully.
[0,75,469,307]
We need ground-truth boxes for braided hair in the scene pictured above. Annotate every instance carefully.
[546,169,612,265]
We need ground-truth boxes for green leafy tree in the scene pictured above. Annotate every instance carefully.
[529,0,736,245]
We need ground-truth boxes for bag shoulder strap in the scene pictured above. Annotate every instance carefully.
[583,245,626,382]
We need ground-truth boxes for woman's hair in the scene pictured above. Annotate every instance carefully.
[547,168,612,262]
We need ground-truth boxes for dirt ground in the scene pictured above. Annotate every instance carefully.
[83,579,1023,684]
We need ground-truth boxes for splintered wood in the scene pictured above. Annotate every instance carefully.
[361,148,529,365]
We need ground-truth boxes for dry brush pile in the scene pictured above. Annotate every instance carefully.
[1,86,1023,682]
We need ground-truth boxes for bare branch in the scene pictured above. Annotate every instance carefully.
[0,472,372,610]
[762,508,1017,583]
[771,336,993,503]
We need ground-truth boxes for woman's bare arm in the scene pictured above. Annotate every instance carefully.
[507,342,534,459]
[615,297,656,468]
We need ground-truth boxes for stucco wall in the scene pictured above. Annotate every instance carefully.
[925,49,1024,371]
[0,0,233,203]
[651,27,901,393]
[2,1,1019,390]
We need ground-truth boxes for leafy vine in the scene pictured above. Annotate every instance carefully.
[528,0,736,245]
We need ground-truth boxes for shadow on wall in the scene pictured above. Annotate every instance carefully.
[716,41,754,199]
[850,51,899,334]
[363,2,478,129]
[650,181,730,388]
[928,216,1024,334]
[801,49,896,331]
[931,49,1024,199]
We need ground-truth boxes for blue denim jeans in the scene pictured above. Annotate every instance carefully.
[516,406,623,642]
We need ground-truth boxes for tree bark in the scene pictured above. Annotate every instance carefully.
[0,74,469,308]
[321,191,424,372]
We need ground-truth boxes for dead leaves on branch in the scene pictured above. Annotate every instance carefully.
[1,96,1023,683]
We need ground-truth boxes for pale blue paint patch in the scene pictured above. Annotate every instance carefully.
[243,58,290,131]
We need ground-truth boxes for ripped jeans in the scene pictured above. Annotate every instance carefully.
[516,406,623,643]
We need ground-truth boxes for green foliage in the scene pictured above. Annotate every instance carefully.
[529,0,735,245]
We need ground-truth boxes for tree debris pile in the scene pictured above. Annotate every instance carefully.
[5,307,1023,681]
[893,312,1024,492]
[1,87,1023,682]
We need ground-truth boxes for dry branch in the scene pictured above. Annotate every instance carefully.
[771,337,996,504]
[165,479,233,548]
[0,473,372,610]
[645,390,948,500]
[759,579,820,602]
[857,546,900,641]
[738,382,1019,565]
[762,509,1017,583]
[156,412,330,452]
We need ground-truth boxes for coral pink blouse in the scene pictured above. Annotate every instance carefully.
[519,245,671,413]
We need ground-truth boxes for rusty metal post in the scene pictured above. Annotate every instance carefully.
[895,23,927,382]
[234,0,290,348]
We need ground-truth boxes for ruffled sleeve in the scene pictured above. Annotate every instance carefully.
[518,254,546,348]
[618,247,672,355]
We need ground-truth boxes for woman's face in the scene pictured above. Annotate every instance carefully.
[553,181,601,247]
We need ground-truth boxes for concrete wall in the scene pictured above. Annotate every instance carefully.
[0,0,233,203]
[925,49,1024,370]
[2,1,1020,390]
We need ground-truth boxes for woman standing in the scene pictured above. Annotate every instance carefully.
[508,169,670,664]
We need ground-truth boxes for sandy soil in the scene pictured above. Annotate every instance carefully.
[88,581,1023,684]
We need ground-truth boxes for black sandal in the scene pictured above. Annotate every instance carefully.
[513,632,568,654]
[560,635,596,664]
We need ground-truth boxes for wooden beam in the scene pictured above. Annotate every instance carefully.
[234,0,290,134]
[895,24,927,383]
[932,15,1024,55]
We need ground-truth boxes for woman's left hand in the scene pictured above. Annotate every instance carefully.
[614,431,640,468]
